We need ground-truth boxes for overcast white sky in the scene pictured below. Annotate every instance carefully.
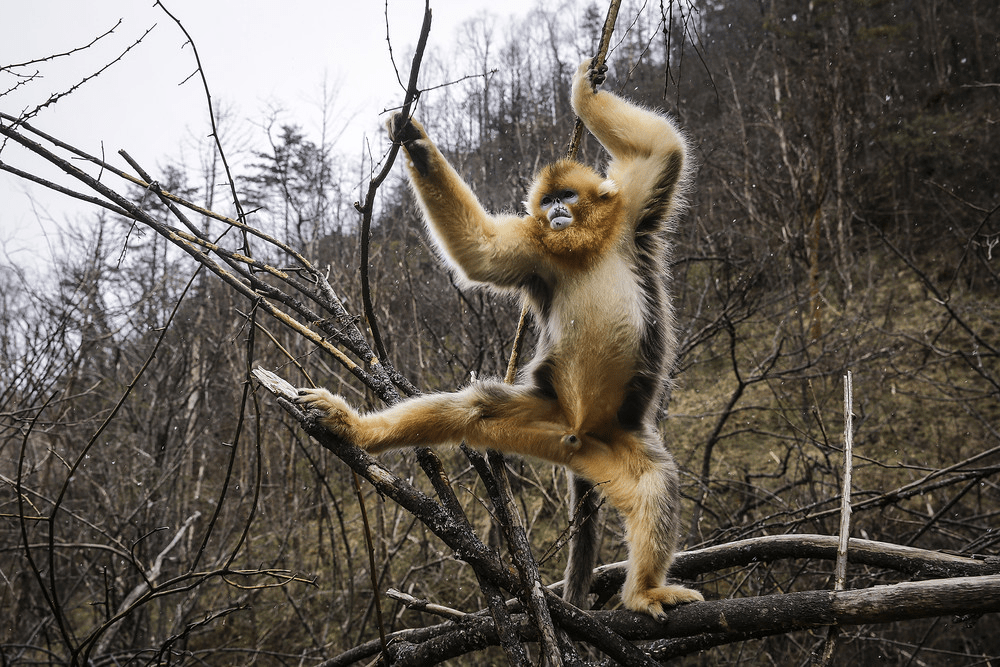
[0,0,535,267]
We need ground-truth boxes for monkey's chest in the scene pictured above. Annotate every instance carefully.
[547,255,646,352]
[538,254,650,419]
[541,307,641,421]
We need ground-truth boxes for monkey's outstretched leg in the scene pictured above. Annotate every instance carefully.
[295,382,581,464]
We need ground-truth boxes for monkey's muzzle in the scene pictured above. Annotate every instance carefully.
[548,206,573,230]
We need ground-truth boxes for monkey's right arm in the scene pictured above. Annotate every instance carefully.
[387,113,544,289]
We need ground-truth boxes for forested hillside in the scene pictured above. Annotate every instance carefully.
[2,0,998,664]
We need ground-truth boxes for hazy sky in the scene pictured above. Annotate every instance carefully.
[1,0,535,266]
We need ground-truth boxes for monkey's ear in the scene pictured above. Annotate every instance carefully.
[597,179,619,198]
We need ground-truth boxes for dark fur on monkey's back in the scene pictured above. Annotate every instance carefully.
[619,149,685,431]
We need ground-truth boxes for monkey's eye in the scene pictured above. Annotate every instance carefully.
[540,190,578,209]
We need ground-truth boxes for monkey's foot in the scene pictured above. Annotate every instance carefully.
[294,388,359,440]
[623,584,703,620]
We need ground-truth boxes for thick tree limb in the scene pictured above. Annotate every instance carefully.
[319,574,1000,665]
[584,533,1000,600]
[591,574,1000,659]
[643,575,1000,660]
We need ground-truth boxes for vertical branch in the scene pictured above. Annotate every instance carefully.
[835,370,854,590]
[352,472,389,659]
[154,1,248,228]
[350,5,432,657]
[359,0,432,364]
[816,370,854,666]
[565,0,622,161]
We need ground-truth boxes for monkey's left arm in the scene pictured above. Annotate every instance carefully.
[387,113,543,289]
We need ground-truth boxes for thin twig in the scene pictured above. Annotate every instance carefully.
[154,1,248,228]
[386,588,468,620]
[11,25,153,126]
[3,19,122,70]
[91,512,202,656]
[15,393,74,651]
[358,0,432,364]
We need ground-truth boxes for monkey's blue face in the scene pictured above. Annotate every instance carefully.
[540,189,579,230]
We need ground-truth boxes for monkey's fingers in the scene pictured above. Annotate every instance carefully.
[386,111,424,144]
[385,112,433,177]
[590,63,608,87]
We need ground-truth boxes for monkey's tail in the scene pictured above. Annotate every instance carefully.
[563,474,602,608]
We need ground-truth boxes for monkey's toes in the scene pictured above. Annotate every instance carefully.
[625,584,703,620]
[294,388,357,436]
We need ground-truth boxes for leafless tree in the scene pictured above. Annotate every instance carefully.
[2,0,998,665]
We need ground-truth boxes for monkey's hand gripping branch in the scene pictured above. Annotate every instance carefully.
[387,112,432,177]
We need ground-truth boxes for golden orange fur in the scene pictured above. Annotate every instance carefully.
[296,60,702,617]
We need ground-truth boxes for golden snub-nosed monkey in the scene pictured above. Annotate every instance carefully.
[296,60,702,618]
